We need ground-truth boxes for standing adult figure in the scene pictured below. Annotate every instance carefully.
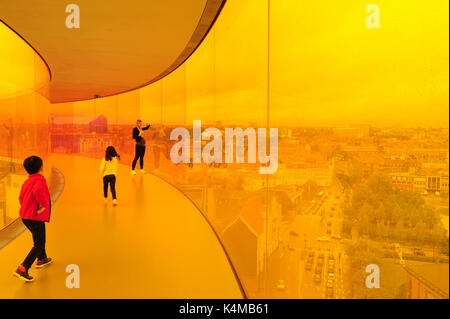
[131,120,151,175]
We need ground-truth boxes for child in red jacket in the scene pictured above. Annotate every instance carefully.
[13,156,52,282]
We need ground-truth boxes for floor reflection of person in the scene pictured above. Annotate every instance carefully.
[151,125,168,171]
[3,120,15,173]
[131,120,151,175]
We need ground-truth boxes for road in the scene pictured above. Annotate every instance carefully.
[263,184,349,299]
[266,244,300,298]
[291,187,347,298]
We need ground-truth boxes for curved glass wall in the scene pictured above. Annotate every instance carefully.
[0,21,50,231]
[45,0,449,298]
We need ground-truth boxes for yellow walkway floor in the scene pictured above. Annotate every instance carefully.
[0,155,244,298]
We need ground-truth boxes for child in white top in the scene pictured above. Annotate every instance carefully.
[100,146,120,205]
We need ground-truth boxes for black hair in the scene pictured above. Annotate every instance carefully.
[23,156,43,174]
[105,146,120,161]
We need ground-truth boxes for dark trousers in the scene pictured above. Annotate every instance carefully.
[103,174,117,199]
[22,219,47,270]
[132,144,146,170]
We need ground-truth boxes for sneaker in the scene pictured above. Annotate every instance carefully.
[140,169,146,174]
[112,199,118,206]
[131,170,137,175]
[12,267,34,282]
[35,258,53,269]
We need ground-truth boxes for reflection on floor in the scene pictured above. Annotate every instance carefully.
[0,155,244,298]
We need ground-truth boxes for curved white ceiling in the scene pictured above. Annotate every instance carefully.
[0,0,210,102]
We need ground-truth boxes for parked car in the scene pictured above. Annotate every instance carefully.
[331,234,342,240]
[277,280,286,290]
[413,248,426,256]
[317,236,330,242]
[315,266,322,274]
[314,274,321,284]
[326,279,334,288]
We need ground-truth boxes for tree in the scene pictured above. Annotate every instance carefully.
[423,206,439,229]
[390,204,403,227]
[352,184,373,210]
[411,221,427,244]
[357,203,373,236]
[440,243,449,256]
[373,203,386,224]
[367,174,393,196]
[393,221,406,242]
[348,163,364,186]
[348,173,447,247]
[376,222,388,240]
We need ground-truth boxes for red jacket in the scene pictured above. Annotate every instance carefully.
[19,174,51,222]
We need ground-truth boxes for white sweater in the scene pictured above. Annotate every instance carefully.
[100,157,119,177]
